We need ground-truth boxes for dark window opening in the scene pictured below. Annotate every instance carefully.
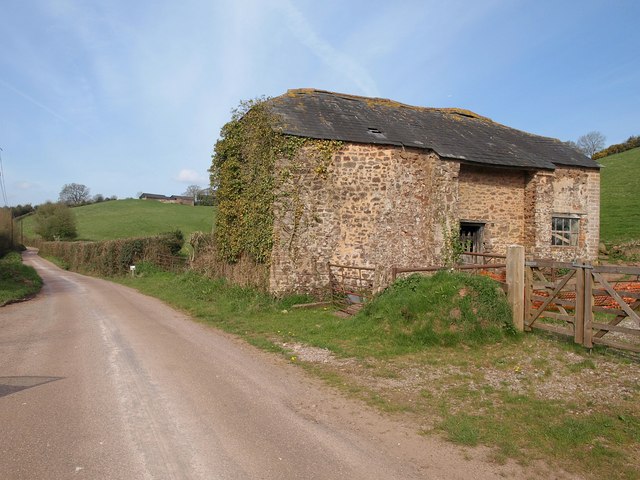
[460,222,484,254]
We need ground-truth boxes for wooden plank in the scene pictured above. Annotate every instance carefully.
[593,265,640,275]
[591,322,640,336]
[583,269,593,348]
[575,266,585,344]
[532,282,577,291]
[592,289,640,300]
[456,263,506,270]
[524,266,533,332]
[592,337,640,353]
[592,306,627,316]
[461,252,507,259]
[526,260,577,269]
[528,270,576,326]
[594,299,640,339]
[592,272,640,325]
[531,295,576,307]
[394,266,441,273]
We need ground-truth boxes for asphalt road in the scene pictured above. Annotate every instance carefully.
[0,251,525,480]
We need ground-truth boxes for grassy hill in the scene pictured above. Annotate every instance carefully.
[22,199,215,242]
[599,147,640,244]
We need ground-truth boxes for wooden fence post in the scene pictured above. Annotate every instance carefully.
[574,265,585,344]
[583,265,593,348]
[523,265,533,331]
[506,245,525,332]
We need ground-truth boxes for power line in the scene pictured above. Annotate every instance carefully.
[0,147,8,206]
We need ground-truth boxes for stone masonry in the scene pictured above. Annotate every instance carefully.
[268,142,600,296]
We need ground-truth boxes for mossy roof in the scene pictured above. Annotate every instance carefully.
[267,89,599,170]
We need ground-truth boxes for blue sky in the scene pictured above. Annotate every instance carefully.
[1,0,638,206]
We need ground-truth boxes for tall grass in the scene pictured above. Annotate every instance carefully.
[118,268,516,358]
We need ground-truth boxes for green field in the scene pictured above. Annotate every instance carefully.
[22,199,215,242]
[599,147,640,244]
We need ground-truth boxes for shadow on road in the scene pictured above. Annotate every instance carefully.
[0,376,64,398]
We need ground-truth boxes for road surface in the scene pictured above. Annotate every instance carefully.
[1,250,528,479]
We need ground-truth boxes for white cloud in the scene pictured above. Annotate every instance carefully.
[16,181,36,190]
[176,169,207,184]
[274,0,380,97]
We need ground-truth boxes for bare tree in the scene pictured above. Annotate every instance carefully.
[182,184,201,200]
[576,131,606,158]
[59,183,91,205]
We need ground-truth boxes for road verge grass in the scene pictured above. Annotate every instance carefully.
[0,251,43,306]
[113,265,639,480]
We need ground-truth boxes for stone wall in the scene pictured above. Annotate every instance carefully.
[526,167,600,261]
[457,164,526,255]
[269,143,459,296]
[268,141,600,296]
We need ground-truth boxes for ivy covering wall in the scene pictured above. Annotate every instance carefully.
[210,98,341,266]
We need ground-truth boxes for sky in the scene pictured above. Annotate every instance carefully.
[1,0,639,206]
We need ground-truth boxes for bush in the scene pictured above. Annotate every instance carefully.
[33,202,77,240]
[593,136,640,160]
[160,230,184,255]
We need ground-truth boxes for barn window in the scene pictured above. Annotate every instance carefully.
[551,216,580,246]
[460,222,484,253]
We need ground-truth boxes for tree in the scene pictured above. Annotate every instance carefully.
[576,131,606,158]
[59,183,91,205]
[563,140,580,151]
[182,185,201,200]
[34,202,77,240]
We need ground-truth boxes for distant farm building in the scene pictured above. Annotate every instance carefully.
[139,193,194,206]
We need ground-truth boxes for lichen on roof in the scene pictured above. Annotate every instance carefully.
[267,88,600,171]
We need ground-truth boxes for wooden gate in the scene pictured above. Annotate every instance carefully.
[587,265,640,352]
[525,261,640,352]
[328,263,375,315]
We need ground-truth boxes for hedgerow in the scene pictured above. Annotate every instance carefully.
[36,231,184,276]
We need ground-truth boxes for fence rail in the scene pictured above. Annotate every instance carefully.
[524,260,640,353]
[328,263,375,315]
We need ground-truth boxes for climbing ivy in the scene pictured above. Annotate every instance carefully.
[210,98,342,265]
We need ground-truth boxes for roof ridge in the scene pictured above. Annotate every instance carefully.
[283,88,495,123]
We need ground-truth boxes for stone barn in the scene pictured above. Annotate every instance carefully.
[213,89,600,296]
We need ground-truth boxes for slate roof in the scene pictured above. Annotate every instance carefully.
[267,89,599,170]
[139,193,169,200]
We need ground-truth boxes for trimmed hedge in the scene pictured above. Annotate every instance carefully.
[35,232,184,276]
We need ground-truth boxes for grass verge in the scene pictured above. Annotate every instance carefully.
[0,251,43,306]
[113,266,638,480]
